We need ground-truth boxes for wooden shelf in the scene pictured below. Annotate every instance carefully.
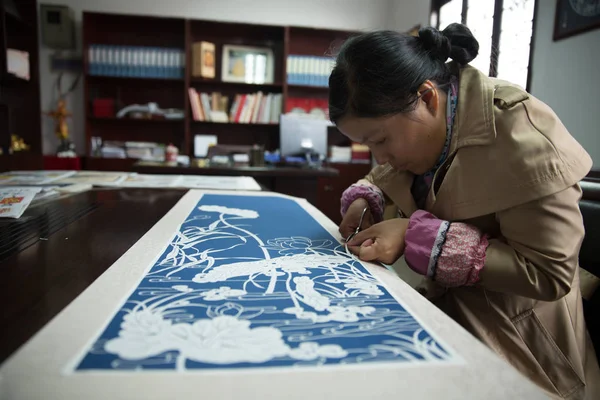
[190,121,278,128]
[190,78,283,91]
[287,84,328,91]
[5,11,32,29]
[83,157,138,172]
[86,75,184,84]
[88,117,184,124]
[0,72,30,85]
[80,11,362,169]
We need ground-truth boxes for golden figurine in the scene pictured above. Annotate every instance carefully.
[45,99,71,141]
[10,134,30,152]
[44,98,76,155]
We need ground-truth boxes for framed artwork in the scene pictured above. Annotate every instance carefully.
[221,44,274,84]
[554,0,600,40]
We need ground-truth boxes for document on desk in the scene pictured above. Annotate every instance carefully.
[0,186,41,218]
[101,173,184,188]
[178,175,261,191]
[0,191,548,400]
[0,170,76,186]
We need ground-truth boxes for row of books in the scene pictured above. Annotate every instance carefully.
[287,55,335,87]
[189,89,282,124]
[88,45,185,79]
[100,141,165,160]
[286,97,328,118]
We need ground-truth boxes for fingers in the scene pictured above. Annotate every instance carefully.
[339,225,355,239]
[347,225,376,247]
[348,239,379,261]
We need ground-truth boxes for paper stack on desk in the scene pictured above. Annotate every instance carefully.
[0,187,41,218]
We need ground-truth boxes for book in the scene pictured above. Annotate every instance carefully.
[192,41,215,78]
[188,90,282,124]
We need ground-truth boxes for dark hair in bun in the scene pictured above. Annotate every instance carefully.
[419,24,479,65]
[329,23,479,123]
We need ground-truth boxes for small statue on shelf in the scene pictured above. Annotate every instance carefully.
[43,72,80,157]
[45,99,76,157]
[10,134,30,152]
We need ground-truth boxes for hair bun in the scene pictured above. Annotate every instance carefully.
[419,23,479,65]
[418,26,451,62]
[442,23,479,65]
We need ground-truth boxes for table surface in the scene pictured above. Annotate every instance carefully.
[133,161,340,177]
[0,189,548,400]
[0,188,186,363]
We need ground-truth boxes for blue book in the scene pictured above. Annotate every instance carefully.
[88,45,96,75]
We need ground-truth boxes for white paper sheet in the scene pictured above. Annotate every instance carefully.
[177,175,261,191]
[0,186,41,218]
[0,170,76,186]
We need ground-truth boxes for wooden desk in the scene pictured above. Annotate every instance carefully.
[0,189,186,363]
[0,190,547,399]
[132,161,372,224]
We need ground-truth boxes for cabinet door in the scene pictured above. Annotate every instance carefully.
[317,163,372,225]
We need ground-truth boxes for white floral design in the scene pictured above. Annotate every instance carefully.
[283,305,376,323]
[262,237,334,255]
[294,276,330,311]
[78,196,454,372]
[105,312,289,366]
[200,287,247,301]
[172,285,193,293]
[198,205,258,219]
[288,342,348,361]
[340,277,384,296]
[191,254,348,284]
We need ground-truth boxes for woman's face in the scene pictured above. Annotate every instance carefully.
[336,82,448,176]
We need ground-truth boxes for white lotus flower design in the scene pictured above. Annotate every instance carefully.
[283,305,375,323]
[192,254,349,284]
[198,205,258,219]
[105,312,290,365]
[200,286,247,301]
[340,277,384,296]
[288,342,348,361]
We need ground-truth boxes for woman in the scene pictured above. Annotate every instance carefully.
[331,23,599,399]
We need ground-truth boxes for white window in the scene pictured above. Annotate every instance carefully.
[432,0,536,90]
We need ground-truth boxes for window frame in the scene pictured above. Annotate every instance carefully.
[430,0,539,92]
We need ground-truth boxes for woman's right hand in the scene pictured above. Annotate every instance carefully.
[339,198,374,240]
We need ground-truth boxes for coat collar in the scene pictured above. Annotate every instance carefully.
[372,64,506,218]
[449,63,498,153]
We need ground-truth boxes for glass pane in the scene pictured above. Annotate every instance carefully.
[430,11,438,28]
[497,0,535,89]
[466,0,495,74]
[439,0,462,30]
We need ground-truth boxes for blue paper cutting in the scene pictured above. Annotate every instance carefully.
[74,194,454,371]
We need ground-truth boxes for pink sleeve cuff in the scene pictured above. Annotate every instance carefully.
[435,223,488,287]
[340,183,385,222]
[404,210,449,276]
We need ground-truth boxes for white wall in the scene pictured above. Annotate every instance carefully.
[530,3,600,169]
[39,0,429,155]
[385,0,430,31]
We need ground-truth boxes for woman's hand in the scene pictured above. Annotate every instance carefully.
[339,198,374,239]
[347,218,410,264]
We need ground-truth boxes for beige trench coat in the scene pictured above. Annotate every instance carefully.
[362,64,600,399]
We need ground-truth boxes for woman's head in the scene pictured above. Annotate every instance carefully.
[329,24,479,174]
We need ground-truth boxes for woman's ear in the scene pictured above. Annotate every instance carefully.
[417,80,440,116]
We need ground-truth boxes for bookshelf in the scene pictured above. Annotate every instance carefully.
[82,12,360,169]
[0,0,42,171]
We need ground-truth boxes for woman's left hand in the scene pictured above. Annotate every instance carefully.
[346,218,410,264]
